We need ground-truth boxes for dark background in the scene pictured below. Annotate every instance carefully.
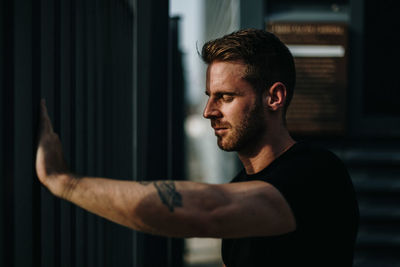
[1,0,400,266]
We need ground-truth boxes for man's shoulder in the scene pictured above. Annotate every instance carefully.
[285,141,345,167]
[268,141,351,189]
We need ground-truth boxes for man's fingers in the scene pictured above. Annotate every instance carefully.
[39,99,54,135]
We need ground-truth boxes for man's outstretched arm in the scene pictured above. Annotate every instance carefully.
[36,100,296,238]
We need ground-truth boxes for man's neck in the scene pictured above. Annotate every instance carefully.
[238,129,296,175]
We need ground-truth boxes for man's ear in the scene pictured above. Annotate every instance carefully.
[265,82,287,111]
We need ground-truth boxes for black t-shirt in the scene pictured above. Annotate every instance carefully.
[221,142,359,267]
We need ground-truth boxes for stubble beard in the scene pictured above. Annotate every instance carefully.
[216,101,265,152]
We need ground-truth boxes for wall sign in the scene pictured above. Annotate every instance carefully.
[267,22,348,135]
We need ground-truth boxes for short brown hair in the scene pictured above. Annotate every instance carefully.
[201,28,296,113]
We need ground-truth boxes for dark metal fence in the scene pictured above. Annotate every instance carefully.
[0,0,183,266]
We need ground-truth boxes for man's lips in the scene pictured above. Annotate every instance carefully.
[212,126,229,135]
[213,126,228,130]
[211,121,230,134]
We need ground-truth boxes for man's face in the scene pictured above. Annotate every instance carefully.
[203,61,266,152]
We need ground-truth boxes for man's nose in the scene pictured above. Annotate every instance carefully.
[203,99,221,119]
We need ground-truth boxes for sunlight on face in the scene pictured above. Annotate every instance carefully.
[204,61,266,152]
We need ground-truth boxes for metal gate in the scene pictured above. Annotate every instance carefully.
[0,0,183,266]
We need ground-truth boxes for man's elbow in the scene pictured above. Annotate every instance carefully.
[192,204,234,238]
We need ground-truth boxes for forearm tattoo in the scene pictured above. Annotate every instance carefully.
[139,181,183,212]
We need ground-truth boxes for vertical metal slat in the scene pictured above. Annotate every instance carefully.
[0,1,14,266]
[0,0,5,263]
[74,0,87,266]
[40,0,57,266]
[60,0,73,266]
[86,1,97,266]
[13,0,34,265]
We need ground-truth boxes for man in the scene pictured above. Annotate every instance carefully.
[36,29,359,266]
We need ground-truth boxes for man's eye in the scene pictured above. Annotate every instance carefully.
[222,95,234,102]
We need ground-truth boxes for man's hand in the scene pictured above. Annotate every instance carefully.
[35,99,71,197]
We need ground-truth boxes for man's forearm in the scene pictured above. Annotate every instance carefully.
[56,174,224,237]
[36,100,224,237]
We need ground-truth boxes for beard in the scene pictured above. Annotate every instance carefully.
[213,100,265,152]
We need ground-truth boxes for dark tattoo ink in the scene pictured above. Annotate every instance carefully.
[153,181,183,212]
[138,181,152,185]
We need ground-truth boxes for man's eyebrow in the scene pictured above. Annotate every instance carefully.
[205,90,240,96]
[220,91,236,95]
